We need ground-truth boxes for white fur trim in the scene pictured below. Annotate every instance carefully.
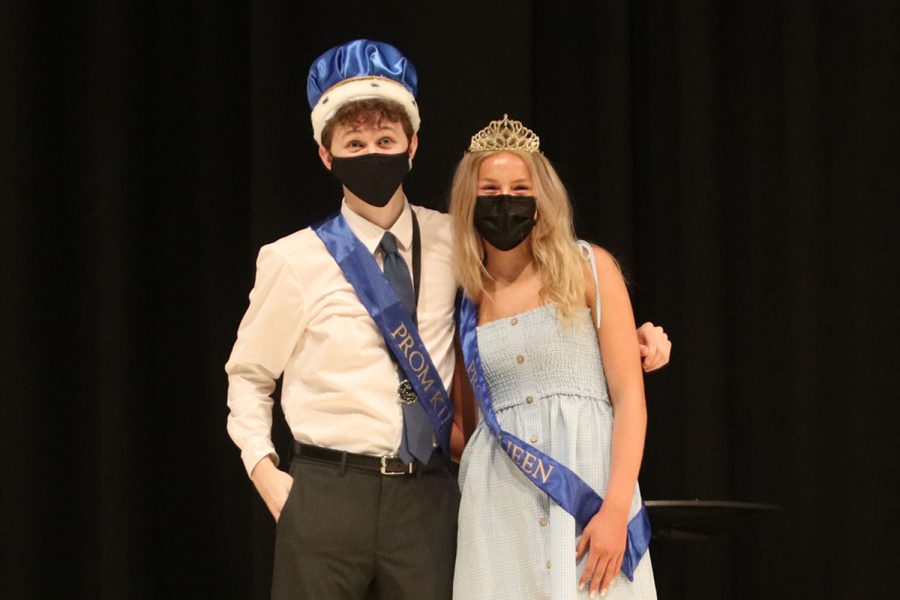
[310,77,421,145]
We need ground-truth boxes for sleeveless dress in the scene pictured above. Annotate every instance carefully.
[453,247,657,600]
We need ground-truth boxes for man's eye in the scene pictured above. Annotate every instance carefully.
[379,137,394,145]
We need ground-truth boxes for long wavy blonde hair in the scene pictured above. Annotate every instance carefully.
[448,149,586,321]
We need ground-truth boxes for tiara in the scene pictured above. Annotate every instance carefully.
[467,114,541,153]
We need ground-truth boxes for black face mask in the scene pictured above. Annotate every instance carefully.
[473,195,537,251]
[330,151,410,207]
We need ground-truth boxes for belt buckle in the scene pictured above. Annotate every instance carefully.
[380,456,414,476]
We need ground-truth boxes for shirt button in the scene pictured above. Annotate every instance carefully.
[516,355,525,364]
[539,517,548,527]
[526,395,534,404]
[546,560,553,569]
[530,435,538,443]
[511,317,518,326]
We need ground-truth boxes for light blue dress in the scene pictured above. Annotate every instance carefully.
[453,250,657,600]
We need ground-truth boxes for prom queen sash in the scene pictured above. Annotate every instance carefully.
[457,294,650,580]
[313,213,453,454]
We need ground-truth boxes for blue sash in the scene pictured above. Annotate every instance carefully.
[312,213,453,454]
[457,294,650,580]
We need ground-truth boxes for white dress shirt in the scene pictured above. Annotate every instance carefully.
[226,200,457,477]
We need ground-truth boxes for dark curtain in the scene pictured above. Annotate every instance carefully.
[2,1,897,598]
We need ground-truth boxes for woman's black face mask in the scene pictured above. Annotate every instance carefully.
[330,151,410,207]
[473,195,537,251]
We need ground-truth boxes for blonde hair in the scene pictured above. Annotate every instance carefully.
[448,150,586,321]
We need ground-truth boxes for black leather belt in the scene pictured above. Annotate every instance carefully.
[292,442,437,476]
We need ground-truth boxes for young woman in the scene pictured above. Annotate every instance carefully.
[450,116,658,599]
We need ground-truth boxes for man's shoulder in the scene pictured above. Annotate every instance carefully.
[260,226,323,263]
[410,204,452,251]
[410,203,450,224]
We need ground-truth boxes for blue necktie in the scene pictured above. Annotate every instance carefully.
[379,232,433,465]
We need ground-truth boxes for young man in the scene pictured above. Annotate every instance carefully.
[225,39,671,600]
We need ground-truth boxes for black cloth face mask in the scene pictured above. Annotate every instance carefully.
[330,151,410,207]
[473,195,538,251]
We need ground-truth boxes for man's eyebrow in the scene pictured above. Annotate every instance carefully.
[341,124,399,135]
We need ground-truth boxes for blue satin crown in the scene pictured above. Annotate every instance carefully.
[313,213,453,454]
[456,294,651,581]
[307,39,418,109]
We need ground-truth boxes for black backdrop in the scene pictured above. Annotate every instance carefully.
[2,1,898,598]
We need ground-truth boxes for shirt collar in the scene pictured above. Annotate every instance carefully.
[341,198,414,255]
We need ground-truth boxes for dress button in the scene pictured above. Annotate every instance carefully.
[539,517,548,527]
[526,395,534,404]
[516,355,525,364]
[546,560,553,569]
[511,317,518,326]
[530,435,538,443]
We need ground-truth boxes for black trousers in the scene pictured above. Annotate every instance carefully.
[271,449,460,600]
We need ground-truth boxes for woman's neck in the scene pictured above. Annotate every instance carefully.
[484,242,537,289]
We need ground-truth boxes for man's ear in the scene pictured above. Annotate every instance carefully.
[407,133,419,161]
[318,145,333,170]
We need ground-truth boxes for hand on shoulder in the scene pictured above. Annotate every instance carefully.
[637,321,671,372]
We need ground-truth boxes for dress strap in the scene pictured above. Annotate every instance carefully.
[577,240,601,326]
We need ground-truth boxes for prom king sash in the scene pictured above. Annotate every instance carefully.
[457,294,650,580]
[313,213,453,454]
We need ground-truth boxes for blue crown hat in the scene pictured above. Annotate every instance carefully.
[307,39,421,145]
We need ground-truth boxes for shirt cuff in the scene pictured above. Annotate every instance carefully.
[241,443,280,479]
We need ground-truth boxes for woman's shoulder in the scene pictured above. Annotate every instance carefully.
[576,241,621,276]
[577,242,627,319]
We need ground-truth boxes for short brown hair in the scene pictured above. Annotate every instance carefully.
[320,98,414,150]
